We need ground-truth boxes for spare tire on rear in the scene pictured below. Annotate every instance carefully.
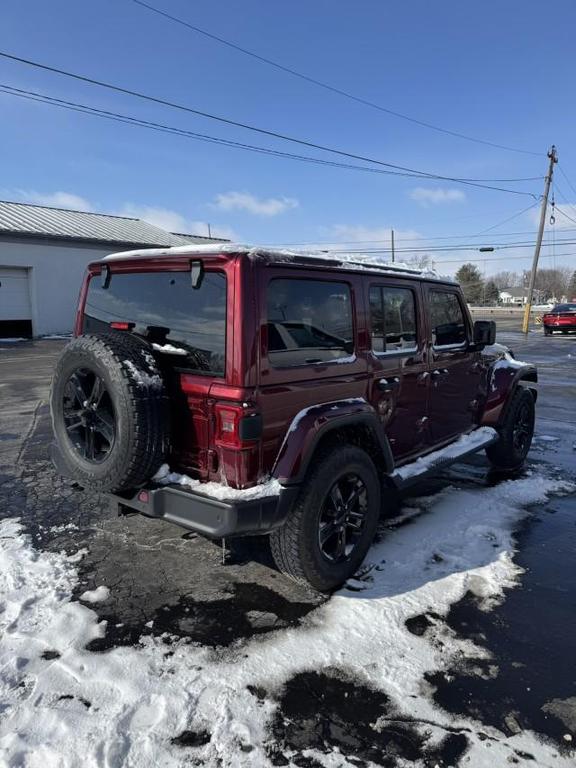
[50,332,169,493]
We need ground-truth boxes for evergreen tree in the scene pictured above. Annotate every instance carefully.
[483,280,500,305]
[454,263,484,305]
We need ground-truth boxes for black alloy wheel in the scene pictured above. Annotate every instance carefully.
[512,400,532,455]
[269,445,381,592]
[63,368,116,462]
[318,474,369,563]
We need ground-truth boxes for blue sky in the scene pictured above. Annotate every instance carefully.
[2,0,576,276]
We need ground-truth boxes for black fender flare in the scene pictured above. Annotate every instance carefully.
[272,399,394,485]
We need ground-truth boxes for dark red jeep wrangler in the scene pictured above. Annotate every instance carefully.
[50,245,537,591]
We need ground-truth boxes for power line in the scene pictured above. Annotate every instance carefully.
[0,50,540,197]
[554,205,576,227]
[129,0,541,158]
[473,201,540,235]
[5,83,536,186]
[322,238,576,255]
[558,164,576,198]
[0,84,462,180]
[432,252,575,265]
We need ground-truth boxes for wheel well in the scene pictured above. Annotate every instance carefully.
[518,373,538,403]
[310,423,392,482]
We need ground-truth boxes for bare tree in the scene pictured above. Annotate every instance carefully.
[534,267,572,300]
[491,271,519,290]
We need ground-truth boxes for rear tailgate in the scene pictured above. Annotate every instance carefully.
[81,259,230,481]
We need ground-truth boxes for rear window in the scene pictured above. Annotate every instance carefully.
[267,278,354,367]
[552,304,576,313]
[83,270,226,376]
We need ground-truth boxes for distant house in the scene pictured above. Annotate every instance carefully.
[499,287,545,306]
[0,200,228,337]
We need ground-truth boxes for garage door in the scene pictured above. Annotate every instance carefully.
[0,267,32,337]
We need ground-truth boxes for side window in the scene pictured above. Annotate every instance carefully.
[369,285,417,354]
[267,278,354,367]
[430,291,467,347]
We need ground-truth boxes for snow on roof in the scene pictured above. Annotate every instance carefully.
[103,243,454,282]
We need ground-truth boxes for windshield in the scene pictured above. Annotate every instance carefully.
[83,270,227,376]
[551,304,576,313]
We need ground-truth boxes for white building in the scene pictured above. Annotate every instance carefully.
[0,200,226,337]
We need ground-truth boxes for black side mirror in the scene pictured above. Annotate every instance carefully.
[473,320,496,347]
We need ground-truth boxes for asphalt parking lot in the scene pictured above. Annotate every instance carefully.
[1,326,575,767]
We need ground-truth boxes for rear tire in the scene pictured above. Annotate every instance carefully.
[544,327,552,336]
[270,445,381,592]
[50,333,169,492]
[486,388,535,471]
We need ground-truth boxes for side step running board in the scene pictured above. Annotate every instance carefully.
[390,426,499,488]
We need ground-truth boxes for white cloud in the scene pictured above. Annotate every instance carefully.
[212,191,299,217]
[119,204,239,241]
[11,190,94,211]
[118,204,188,233]
[409,187,466,207]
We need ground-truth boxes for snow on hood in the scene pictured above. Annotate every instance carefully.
[0,473,574,766]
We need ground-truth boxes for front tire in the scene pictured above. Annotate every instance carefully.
[544,326,552,336]
[270,446,381,592]
[486,388,535,471]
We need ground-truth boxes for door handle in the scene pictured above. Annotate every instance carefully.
[377,377,400,392]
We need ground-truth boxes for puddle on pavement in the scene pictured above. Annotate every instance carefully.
[267,671,469,767]
[427,494,576,751]
[86,581,319,651]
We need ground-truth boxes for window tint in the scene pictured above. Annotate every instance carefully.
[369,286,417,353]
[83,270,227,376]
[430,291,466,347]
[267,279,353,366]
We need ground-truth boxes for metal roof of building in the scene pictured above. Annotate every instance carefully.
[0,200,228,247]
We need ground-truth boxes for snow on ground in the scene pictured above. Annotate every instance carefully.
[79,586,110,604]
[0,473,574,767]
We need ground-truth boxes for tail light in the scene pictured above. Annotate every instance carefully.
[110,321,135,331]
[214,404,262,449]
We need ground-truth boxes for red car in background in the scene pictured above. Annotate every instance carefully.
[542,303,576,335]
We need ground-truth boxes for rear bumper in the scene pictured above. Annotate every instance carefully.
[111,482,298,538]
[51,443,298,538]
[543,321,576,330]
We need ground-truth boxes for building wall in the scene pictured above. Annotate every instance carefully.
[0,238,120,336]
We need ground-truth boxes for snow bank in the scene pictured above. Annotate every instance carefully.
[0,474,574,767]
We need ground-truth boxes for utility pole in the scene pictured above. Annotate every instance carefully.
[391,228,395,263]
[207,222,212,238]
[522,145,557,334]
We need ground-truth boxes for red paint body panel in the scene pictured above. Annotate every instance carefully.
[75,250,537,489]
[542,312,576,329]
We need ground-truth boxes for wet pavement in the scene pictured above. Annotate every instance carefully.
[1,328,575,766]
